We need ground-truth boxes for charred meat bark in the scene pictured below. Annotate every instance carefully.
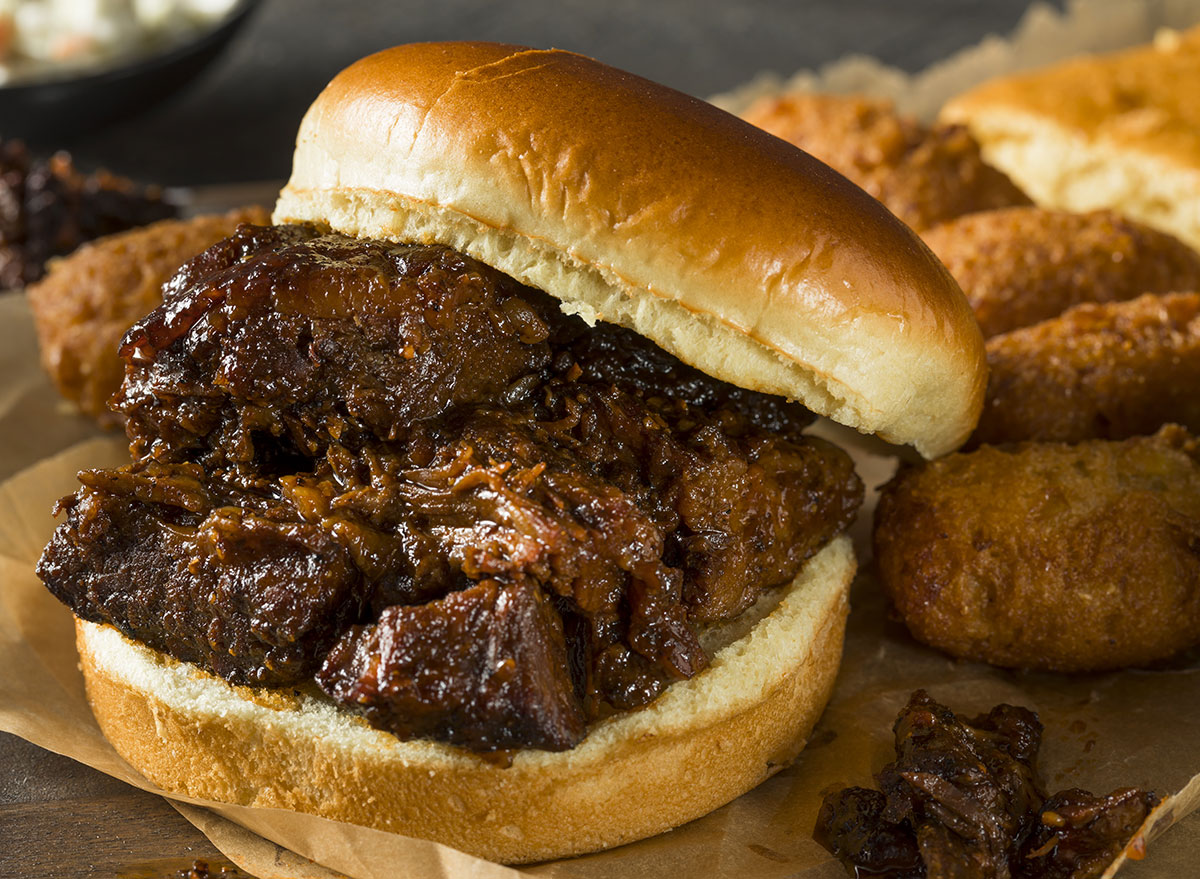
[38,223,863,752]
[115,224,557,463]
[815,691,1159,879]
[40,470,364,686]
[318,580,586,751]
[1024,788,1159,879]
[815,787,924,879]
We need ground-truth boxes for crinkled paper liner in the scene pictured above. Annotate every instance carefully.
[5,2,1200,873]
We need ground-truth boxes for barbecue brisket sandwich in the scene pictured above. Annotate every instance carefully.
[37,42,986,864]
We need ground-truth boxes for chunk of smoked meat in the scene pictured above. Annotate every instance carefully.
[815,691,1158,879]
[317,580,586,751]
[675,428,862,622]
[877,694,1045,877]
[1024,788,1158,879]
[815,787,923,879]
[361,408,709,712]
[553,317,815,441]
[38,480,364,686]
[115,224,553,462]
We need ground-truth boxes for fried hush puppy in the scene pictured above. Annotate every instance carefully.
[739,92,1030,231]
[874,425,1200,672]
[26,206,270,424]
[974,292,1200,446]
[921,207,1200,338]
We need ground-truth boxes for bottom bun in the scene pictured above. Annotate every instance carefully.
[76,535,854,865]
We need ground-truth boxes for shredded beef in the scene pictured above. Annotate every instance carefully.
[815,691,1159,879]
[38,223,863,751]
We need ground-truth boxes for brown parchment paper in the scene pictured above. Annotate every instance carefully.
[5,2,1200,873]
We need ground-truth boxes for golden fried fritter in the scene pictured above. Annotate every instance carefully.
[874,425,1200,672]
[973,292,1200,446]
[739,92,1030,231]
[921,207,1200,338]
[26,206,270,424]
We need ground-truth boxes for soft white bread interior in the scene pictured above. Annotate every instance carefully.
[78,535,854,865]
[274,42,985,458]
[941,27,1200,252]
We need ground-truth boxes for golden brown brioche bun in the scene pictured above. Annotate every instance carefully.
[274,42,986,459]
[78,536,853,865]
[940,26,1200,252]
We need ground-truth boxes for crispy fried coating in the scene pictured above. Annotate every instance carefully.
[974,292,1200,445]
[740,92,1030,231]
[26,206,270,424]
[922,207,1200,338]
[874,426,1200,672]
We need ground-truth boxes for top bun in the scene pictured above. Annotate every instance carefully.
[274,42,985,458]
[940,26,1200,254]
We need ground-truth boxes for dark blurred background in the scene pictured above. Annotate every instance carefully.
[11,0,1051,186]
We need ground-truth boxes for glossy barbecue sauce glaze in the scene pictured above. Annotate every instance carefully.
[816,691,1159,879]
[39,223,863,752]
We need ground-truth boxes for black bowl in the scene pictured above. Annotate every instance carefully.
[0,0,259,141]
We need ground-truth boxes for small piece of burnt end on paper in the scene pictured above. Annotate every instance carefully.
[814,690,1158,879]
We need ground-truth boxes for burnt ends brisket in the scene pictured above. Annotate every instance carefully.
[39,223,862,752]
[815,691,1159,879]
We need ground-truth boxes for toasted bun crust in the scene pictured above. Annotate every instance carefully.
[78,535,853,864]
[274,42,985,458]
[940,27,1200,252]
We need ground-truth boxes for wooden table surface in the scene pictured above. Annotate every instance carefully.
[0,732,244,878]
